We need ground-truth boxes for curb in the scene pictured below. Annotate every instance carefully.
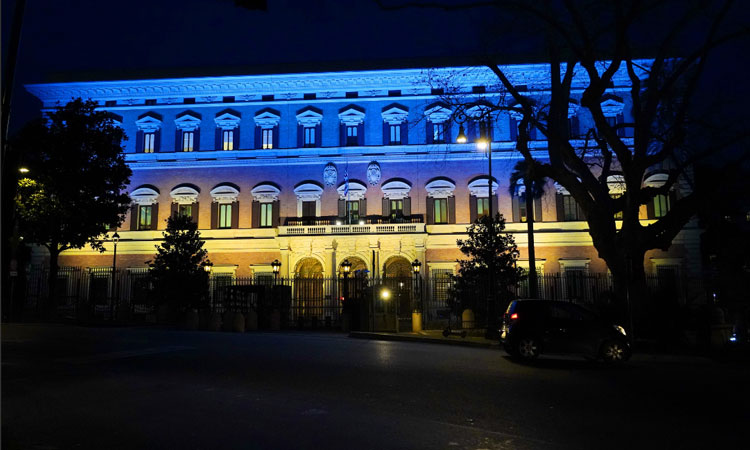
[349,331,500,349]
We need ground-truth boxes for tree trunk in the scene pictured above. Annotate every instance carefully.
[607,249,648,342]
[524,179,538,298]
[46,245,61,316]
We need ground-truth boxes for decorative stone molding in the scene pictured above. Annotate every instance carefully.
[337,180,367,200]
[174,113,201,131]
[381,180,411,199]
[254,109,281,129]
[558,259,590,272]
[214,111,240,130]
[366,161,381,186]
[135,115,162,132]
[130,187,159,205]
[338,107,366,126]
[381,105,408,125]
[554,182,570,195]
[643,172,669,188]
[423,104,452,123]
[296,108,323,127]
[600,98,624,117]
[467,177,498,197]
[251,184,280,203]
[209,184,240,203]
[425,178,456,198]
[294,182,324,217]
[323,163,338,187]
[466,104,492,119]
[170,185,200,204]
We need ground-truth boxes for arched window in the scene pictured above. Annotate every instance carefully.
[251,183,280,228]
[337,180,367,223]
[554,182,585,221]
[607,174,626,219]
[467,177,498,222]
[510,178,542,223]
[644,173,674,219]
[381,179,412,221]
[425,178,456,224]
[130,185,159,231]
[294,182,324,219]
[209,183,240,229]
[170,184,200,225]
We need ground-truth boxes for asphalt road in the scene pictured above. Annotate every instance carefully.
[2,324,748,449]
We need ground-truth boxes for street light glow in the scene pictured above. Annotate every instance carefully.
[19,167,30,174]
[380,288,391,300]
[456,124,467,143]
[476,139,488,151]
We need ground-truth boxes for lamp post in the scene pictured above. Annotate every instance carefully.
[411,259,422,312]
[271,259,281,285]
[110,232,119,320]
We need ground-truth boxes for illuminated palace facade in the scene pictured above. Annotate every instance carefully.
[26,64,700,285]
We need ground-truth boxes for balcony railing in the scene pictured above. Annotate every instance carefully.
[279,217,425,236]
[283,215,423,226]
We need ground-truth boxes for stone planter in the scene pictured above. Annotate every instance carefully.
[245,309,258,331]
[184,309,199,330]
[461,309,475,329]
[412,312,423,332]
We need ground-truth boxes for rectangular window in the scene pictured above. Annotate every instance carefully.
[182,131,194,152]
[144,132,155,153]
[433,123,445,143]
[105,100,116,107]
[222,129,234,151]
[654,194,670,218]
[145,99,156,105]
[303,93,316,100]
[390,199,403,219]
[434,198,448,224]
[389,124,401,144]
[218,203,232,229]
[260,202,273,227]
[611,192,623,219]
[178,204,192,218]
[302,201,316,217]
[183,98,196,104]
[138,205,152,230]
[304,127,316,147]
[347,201,359,222]
[346,125,358,146]
[223,96,235,103]
[262,94,274,101]
[388,90,401,97]
[563,195,580,221]
[476,197,489,219]
[262,128,273,149]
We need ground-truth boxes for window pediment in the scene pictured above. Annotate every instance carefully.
[467,177,498,197]
[600,98,624,117]
[296,108,323,127]
[425,178,456,198]
[338,106,366,126]
[131,186,159,205]
[294,182,324,201]
[135,114,162,132]
[424,103,452,124]
[381,104,408,125]
[381,179,411,200]
[337,180,367,200]
[466,104,493,119]
[210,184,240,203]
[254,109,281,129]
[175,113,201,131]
[643,172,669,188]
[170,185,200,204]
[215,111,241,130]
[251,183,280,203]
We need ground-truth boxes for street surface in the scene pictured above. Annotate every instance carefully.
[2,324,747,449]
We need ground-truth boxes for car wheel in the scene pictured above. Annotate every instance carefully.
[600,340,630,363]
[517,337,541,360]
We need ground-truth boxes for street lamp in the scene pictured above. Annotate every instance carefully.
[271,259,281,284]
[456,124,467,143]
[18,167,29,174]
[341,259,352,278]
[411,259,422,313]
[110,232,119,320]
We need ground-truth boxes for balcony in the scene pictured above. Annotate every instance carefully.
[279,215,425,236]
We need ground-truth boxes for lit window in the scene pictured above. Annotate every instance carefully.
[144,132,155,153]
[611,192,623,219]
[222,130,234,150]
[389,124,401,144]
[519,198,528,223]
[476,197,489,219]
[390,199,403,219]
[182,131,194,152]
[433,123,445,143]
[138,205,152,230]
[347,201,359,222]
[346,126,358,146]
[178,204,192,218]
[260,203,273,227]
[262,128,273,149]
[218,203,232,229]
[434,198,448,224]
[653,194,670,218]
[304,127,316,147]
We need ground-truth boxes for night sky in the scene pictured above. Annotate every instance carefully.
[4,0,749,135]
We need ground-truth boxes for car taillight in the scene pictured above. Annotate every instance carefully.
[510,313,518,320]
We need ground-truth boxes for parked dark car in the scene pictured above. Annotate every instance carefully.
[500,300,631,363]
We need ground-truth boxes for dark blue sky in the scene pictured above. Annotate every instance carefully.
[4,0,749,134]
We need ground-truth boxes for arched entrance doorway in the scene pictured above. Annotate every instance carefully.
[382,256,415,331]
[293,258,325,327]
[338,256,368,277]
